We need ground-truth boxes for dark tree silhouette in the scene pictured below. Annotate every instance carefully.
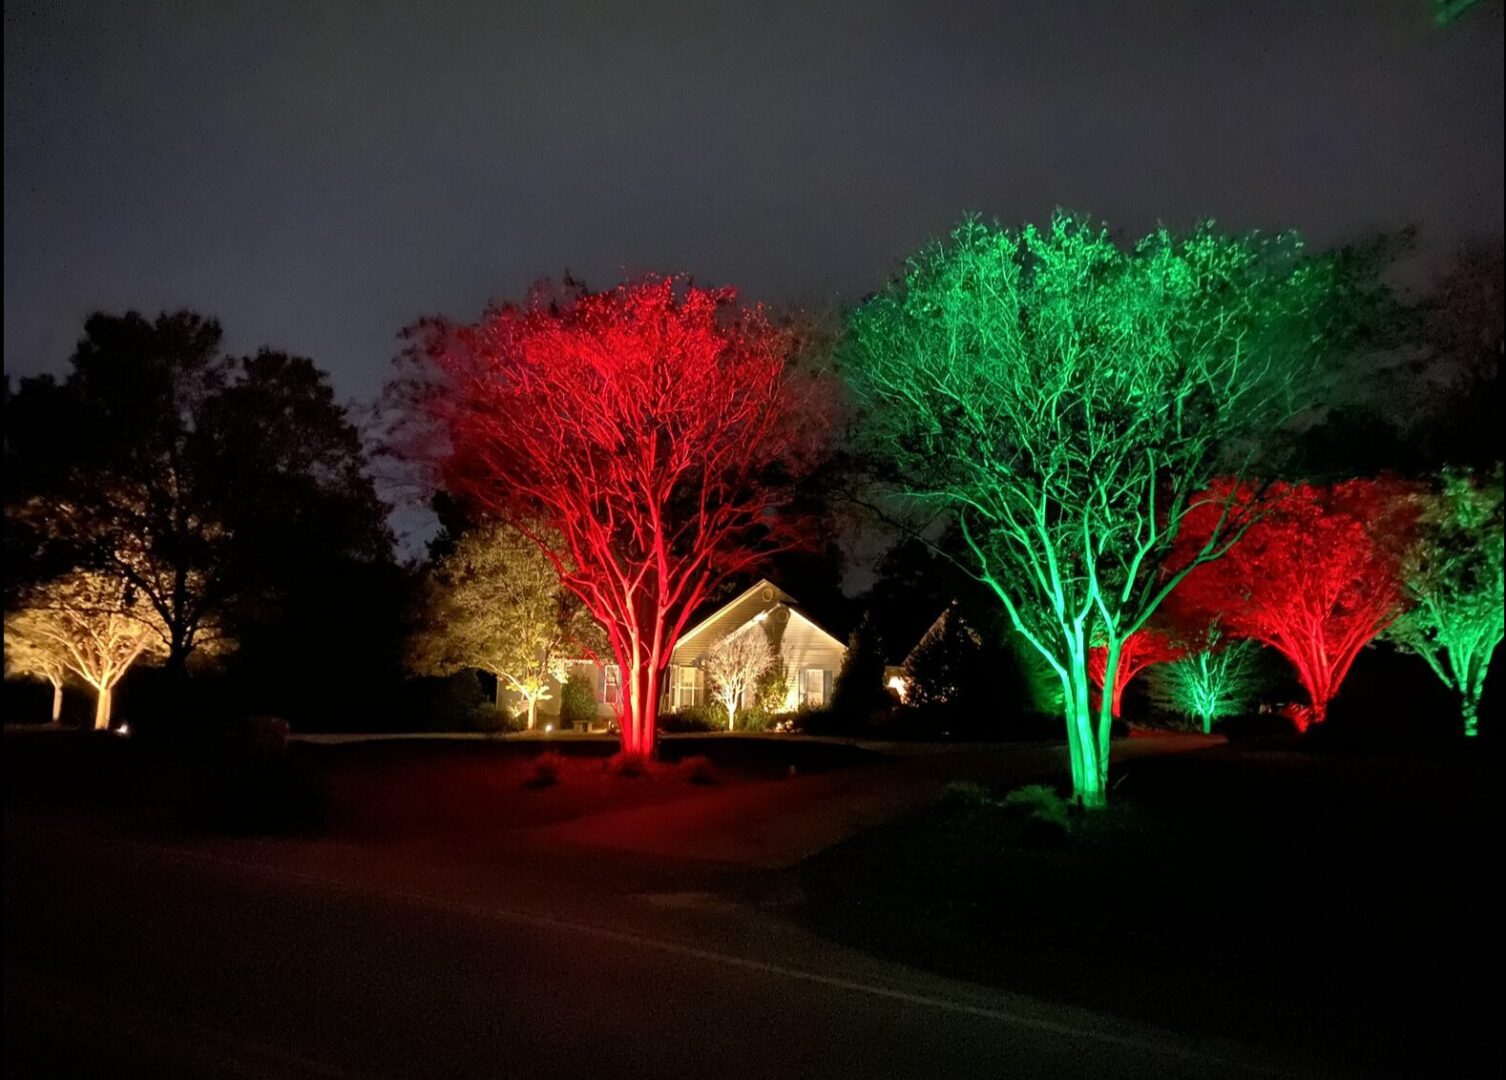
[6,311,391,692]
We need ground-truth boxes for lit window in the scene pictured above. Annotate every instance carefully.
[674,665,703,709]
[802,668,827,707]
[603,664,621,706]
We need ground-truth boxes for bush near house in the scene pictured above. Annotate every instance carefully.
[558,674,597,730]
[753,664,790,715]
[658,702,729,733]
[828,624,892,726]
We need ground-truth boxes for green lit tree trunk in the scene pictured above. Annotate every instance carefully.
[1459,650,1492,738]
[1095,638,1120,803]
[1196,653,1215,733]
[1059,630,1112,810]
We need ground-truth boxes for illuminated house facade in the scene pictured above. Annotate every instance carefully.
[540,580,847,728]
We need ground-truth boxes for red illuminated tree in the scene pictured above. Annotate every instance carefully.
[1172,479,1417,729]
[1087,627,1185,719]
[401,278,828,759]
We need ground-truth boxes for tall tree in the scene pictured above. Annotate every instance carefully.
[1172,478,1418,729]
[5,313,391,684]
[6,570,169,729]
[1385,467,1504,736]
[843,214,1366,806]
[401,277,830,759]
[409,521,599,729]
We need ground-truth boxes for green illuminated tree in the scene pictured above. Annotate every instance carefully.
[1147,632,1262,734]
[1385,466,1504,737]
[844,213,1368,806]
[409,521,602,729]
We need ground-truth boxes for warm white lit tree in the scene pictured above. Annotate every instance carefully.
[3,622,70,723]
[6,570,169,729]
[409,521,601,729]
[703,623,776,729]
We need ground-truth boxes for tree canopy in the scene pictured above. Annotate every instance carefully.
[1385,466,1504,735]
[401,277,832,758]
[843,212,1393,804]
[409,521,602,729]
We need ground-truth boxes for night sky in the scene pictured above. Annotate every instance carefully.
[5,1,1503,407]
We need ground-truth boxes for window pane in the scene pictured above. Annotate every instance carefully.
[803,668,825,706]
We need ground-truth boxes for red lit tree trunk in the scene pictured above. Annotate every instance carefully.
[1171,478,1417,729]
[1088,629,1183,718]
[401,277,828,760]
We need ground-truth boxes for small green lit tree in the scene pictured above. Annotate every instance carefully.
[845,213,1371,806]
[1147,632,1263,734]
[1385,466,1504,737]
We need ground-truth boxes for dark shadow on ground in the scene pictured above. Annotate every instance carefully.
[799,740,1506,1079]
[2,727,888,842]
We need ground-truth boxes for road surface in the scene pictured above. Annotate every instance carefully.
[5,799,1328,1080]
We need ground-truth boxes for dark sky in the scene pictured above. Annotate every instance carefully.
[5,0,1503,407]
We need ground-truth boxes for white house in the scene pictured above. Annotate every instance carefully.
[536,579,848,727]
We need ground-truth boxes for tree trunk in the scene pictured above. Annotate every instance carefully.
[526,696,537,731]
[1461,694,1479,738]
[50,680,63,723]
[93,685,112,731]
[1092,638,1120,808]
[621,659,662,759]
[1062,634,1108,809]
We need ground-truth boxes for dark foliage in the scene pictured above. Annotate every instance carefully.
[5,310,398,731]
[828,620,891,725]
[558,673,598,730]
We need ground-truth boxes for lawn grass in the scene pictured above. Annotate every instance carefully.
[2,727,886,840]
[304,735,884,839]
[800,742,1505,1078]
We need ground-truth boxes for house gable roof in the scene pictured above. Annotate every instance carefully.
[674,579,795,649]
[781,607,848,654]
[670,579,848,667]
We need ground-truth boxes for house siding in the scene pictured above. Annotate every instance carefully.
[670,581,794,667]
[767,610,847,709]
[535,579,846,723]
